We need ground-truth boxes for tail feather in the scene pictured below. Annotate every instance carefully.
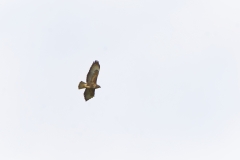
[78,81,86,89]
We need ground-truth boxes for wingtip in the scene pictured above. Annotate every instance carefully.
[93,60,100,67]
[94,60,99,64]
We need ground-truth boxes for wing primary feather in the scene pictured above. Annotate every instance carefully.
[84,88,95,101]
[86,60,100,83]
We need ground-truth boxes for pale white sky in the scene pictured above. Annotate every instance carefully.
[1,0,240,159]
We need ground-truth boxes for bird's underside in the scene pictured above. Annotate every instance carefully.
[78,60,100,101]
[78,82,99,89]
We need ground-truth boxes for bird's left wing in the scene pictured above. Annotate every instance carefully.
[84,88,95,101]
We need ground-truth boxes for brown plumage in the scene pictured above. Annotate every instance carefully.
[78,60,101,101]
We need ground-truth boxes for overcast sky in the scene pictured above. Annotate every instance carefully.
[1,0,240,159]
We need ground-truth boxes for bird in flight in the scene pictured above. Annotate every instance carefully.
[78,60,101,101]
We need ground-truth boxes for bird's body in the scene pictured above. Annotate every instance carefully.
[79,81,100,89]
[78,60,101,101]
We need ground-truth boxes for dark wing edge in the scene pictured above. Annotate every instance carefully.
[86,60,100,83]
[84,88,95,101]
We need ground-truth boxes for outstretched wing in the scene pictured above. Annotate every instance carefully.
[86,60,100,84]
[84,88,95,101]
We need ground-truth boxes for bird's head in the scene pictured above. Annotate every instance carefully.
[96,85,101,89]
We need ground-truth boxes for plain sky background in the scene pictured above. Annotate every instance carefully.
[1,0,240,159]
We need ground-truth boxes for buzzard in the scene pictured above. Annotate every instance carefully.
[78,60,101,101]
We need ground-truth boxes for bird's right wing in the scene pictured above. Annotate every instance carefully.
[86,60,100,83]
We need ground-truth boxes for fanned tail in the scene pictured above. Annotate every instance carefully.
[78,81,86,89]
